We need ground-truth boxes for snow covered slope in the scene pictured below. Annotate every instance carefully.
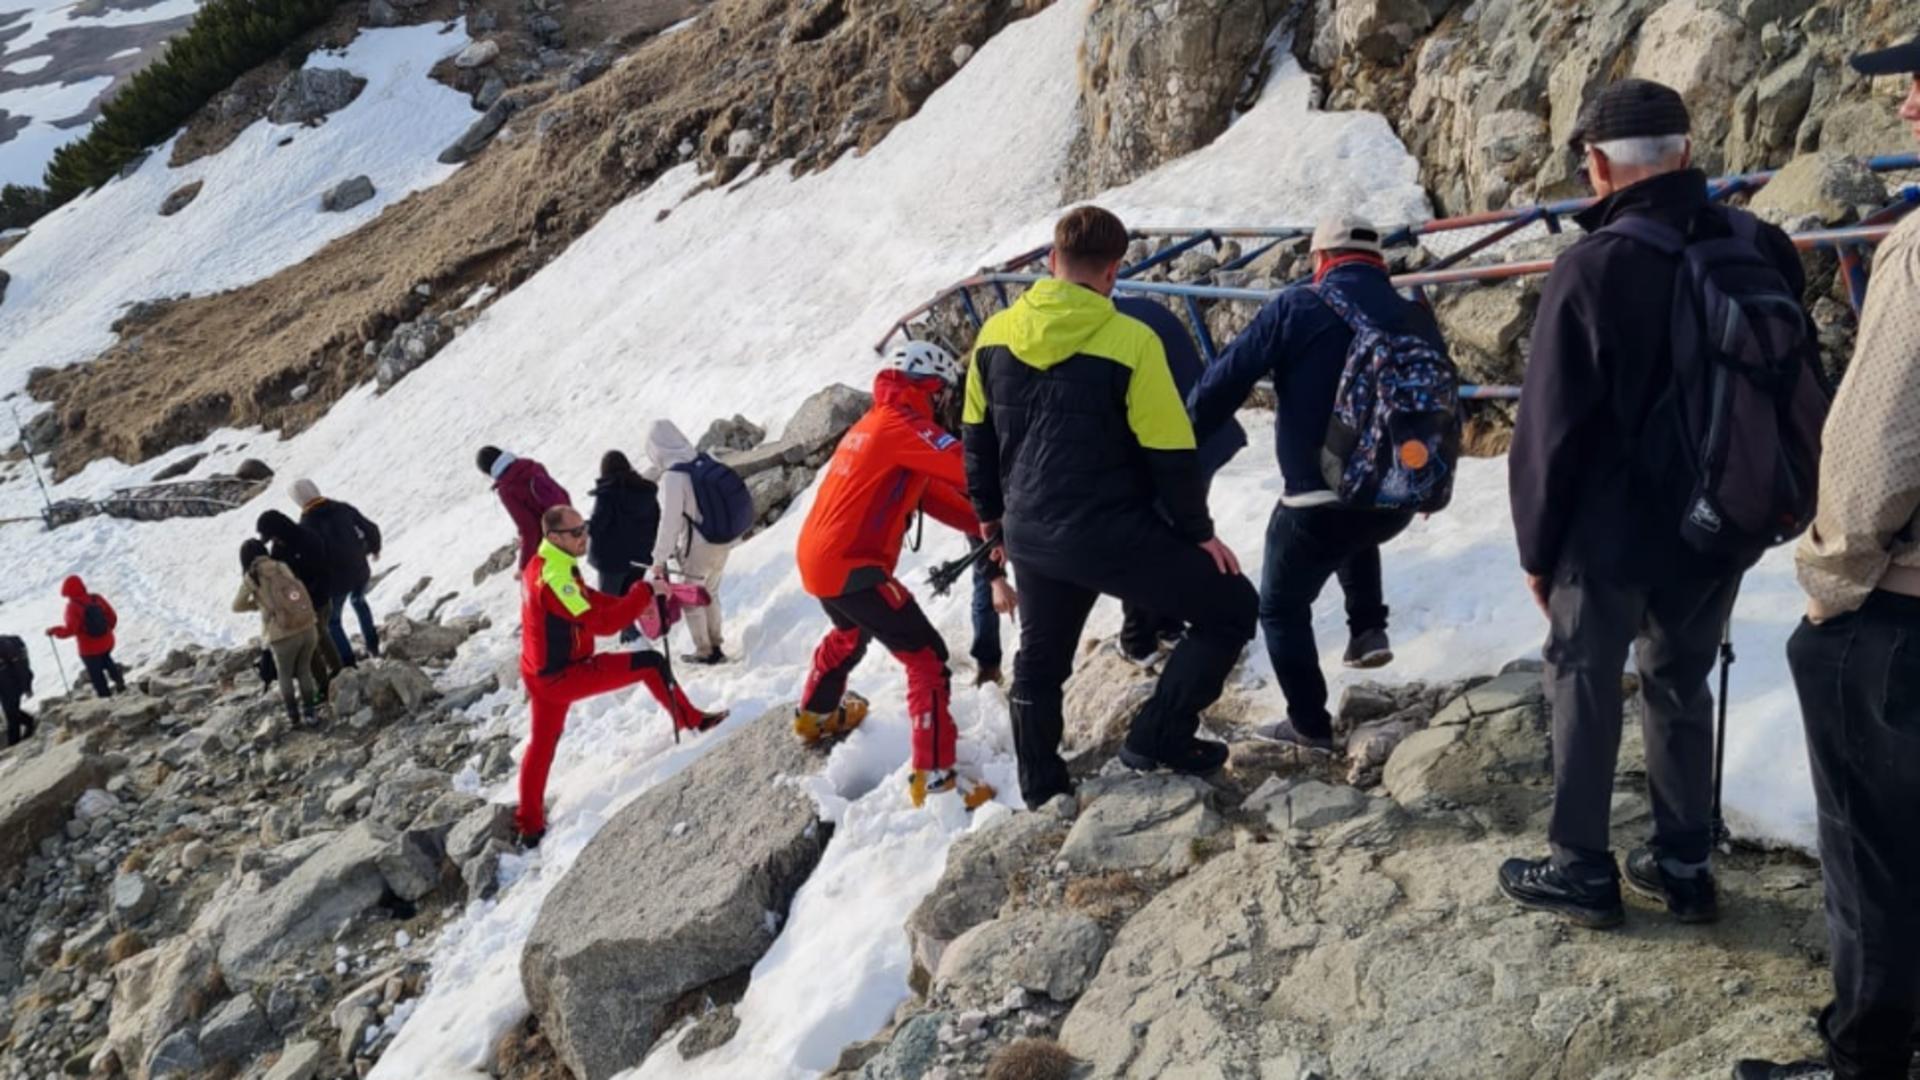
[0,0,1827,1076]
[0,20,475,392]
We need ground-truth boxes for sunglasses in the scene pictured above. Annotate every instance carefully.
[548,525,587,539]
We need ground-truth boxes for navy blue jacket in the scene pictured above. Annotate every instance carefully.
[1113,296,1247,480]
[1186,263,1447,503]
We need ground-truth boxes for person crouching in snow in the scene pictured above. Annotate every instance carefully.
[49,575,126,698]
[793,342,1017,810]
[516,505,727,847]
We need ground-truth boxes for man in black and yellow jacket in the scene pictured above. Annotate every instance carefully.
[963,205,1258,808]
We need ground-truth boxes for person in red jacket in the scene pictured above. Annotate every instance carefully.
[478,446,573,570]
[516,505,726,846]
[794,343,1016,810]
[48,575,125,699]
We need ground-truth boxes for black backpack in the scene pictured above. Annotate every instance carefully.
[82,600,112,637]
[1607,209,1830,566]
[0,635,29,677]
[672,454,754,545]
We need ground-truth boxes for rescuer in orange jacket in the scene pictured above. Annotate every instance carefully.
[793,343,1016,809]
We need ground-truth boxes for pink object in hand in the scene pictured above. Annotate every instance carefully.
[636,582,713,640]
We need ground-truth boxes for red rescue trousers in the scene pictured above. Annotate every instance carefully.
[800,577,954,772]
[516,650,698,836]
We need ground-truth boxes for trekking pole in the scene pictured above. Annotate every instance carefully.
[655,589,682,746]
[928,538,999,597]
[1709,615,1735,852]
[10,404,56,528]
[44,633,69,695]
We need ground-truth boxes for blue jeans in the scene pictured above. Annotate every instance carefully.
[328,588,380,665]
[970,556,1001,669]
[1259,503,1411,738]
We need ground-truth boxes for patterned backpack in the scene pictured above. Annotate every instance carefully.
[1314,284,1462,513]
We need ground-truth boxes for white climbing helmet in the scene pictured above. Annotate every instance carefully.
[884,340,963,389]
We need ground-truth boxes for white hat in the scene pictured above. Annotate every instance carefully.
[1310,214,1385,257]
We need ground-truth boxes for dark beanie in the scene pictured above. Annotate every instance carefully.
[1568,78,1692,149]
[477,446,503,475]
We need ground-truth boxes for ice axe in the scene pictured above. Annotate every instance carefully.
[1709,615,1735,852]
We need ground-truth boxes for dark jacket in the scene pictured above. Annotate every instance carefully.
[963,279,1212,573]
[587,473,661,576]
[1114,296,1248,480]
[257,510,334,605]
[300,499,382,595]
[1509,169,1808,583]
[492,455,572,570]
[1187,261,1448,505]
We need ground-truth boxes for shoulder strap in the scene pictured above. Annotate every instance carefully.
[1601,216,1689,257]
[1310,283,1373,334]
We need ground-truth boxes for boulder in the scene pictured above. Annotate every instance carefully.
[75,787,121,821]
[438,97,520,164]
[780,383,872,455]
[196,994,270,1064]
[327,659,437,722]
[853,1012,946,1080]
[264,1040,323,1080]
[1057,774,1223,874]
[105,933,220,1080]
[1334,0,1438,66]
[0,269,9,307]
[194,824,392,985]
[1429,670,1542,728]
[320,175,376,213]
[375,316,453,389]
[375,828,442,902]
[0,738,109,884]
[1751,152,1890,227]
[158,181,203,217]
[1384,689,1550,805]
[1432,284,1538,387]
[267,68,366,125]
[1243,777,1380,833]
[522,708,830,1079]
[453,39,500,68]
[62,692,168,733]
[234,459,274,482]
[1060,648,1157,755]
[1629,0,1760,173]
[934,909,1109,1005]
[905,812,1066,981]
[379,614,471,663]
[697,414,766,455]
[445,801,516,864]
[145,1029,203,1077]
[110,872,160,928]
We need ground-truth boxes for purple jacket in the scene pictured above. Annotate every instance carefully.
[496,457,572,569]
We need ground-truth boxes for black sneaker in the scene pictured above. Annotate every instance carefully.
[1498,856,1625,929]
[1730,1061,1833,1080]
[1625,846,1720,923]
[681,649,728,666]
[516,828,546,851]
[1251,719,1335,753]
[1119,736,1231,776]
[1343,629,1393,669]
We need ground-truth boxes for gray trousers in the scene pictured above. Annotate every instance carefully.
[269,628,320,720]
[1543,568,1741,876]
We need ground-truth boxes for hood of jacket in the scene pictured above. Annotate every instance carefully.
[61,575,86,600]
[646,420,696,469]
[256,509,298,542]
[871,368,940,417]
[993,278,1119,370]
[489,450,519,483]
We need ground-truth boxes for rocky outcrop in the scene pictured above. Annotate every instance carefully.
[522,707,831,1079]
[934,909,1109,1006]
[905,812,1068,984]
[1057,774,1224,875]
[372,315,452,389]
[1067,0,1293,197]
[103,932,222,1080]
[1750,150,1891,225]
[320,175,376,213]
[267,68,367,126]
[0,737,109,885]
[712,382,872,531]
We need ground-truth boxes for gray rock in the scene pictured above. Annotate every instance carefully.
[320,176,376,213]
[474,74,507,110]
[379,614,471,663]
[194,825,392,986]
[855,1012,946,1080]
[366,0,397,25]
[1430,671,1543,728]
[0,739,109,886]
[110,872,160,928]
[1058,774,1223,874]
[268,68,366,125]
[0,269,9,307]
[105,933,221,1079]
[905,813,1065,981]
[1629,0,1759,174]
[1244,777,1379,832]
[522,708,830,1079]
[158,181,203,217]
[697,414,766,455]
[446,802,516,863]
[935,909,1109,1005]
[1385,695,1550,805]
[369,766,450,828]
[180,839,211,870]
[264,1040,323,1080]
[454,39,500,68]
[1751,152,1890,226]
[145,1028,203,1077]
[1432,284,1539,388]
[376,828,442,902]
[1060,647,1158,755]
[327,659,438,721]
[196,994,269,1064]
[439,97,519,164]
[462,843,505,900]
[1336,684,1399,726]
[779,383,872,455]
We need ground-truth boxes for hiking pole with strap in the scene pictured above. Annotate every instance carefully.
[928,537,999,597]
[43,632,70,695]
[1710,615,1735,852]
[654,587,683,745]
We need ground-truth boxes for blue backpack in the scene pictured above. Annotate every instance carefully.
[1315,284,1461,513]
[673,454,754,544]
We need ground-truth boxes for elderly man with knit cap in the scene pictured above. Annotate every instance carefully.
[291,478,385,665]
[1498,78,1810,931]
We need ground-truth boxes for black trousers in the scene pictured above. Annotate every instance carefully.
[1119,476,1221,660]
[1259,503,1412,738]
[82,652,126,699]
[597,567,648,642]
[1543,567,1740,876]
[1,686,32,746]
[1010,531,1258,808]
[1788,593,1920,1080]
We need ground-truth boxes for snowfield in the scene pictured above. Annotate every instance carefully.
[0,1,1827,1076]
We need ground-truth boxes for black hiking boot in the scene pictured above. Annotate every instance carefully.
[1251,719,1336,753]
[682,649,728,665]
[1625,846,1720,923]
[516,827,546,852]
[1119,736,1230,776]
[1343,629,1393,669]
[1498,856,1625,929]
[1731,1061,1833,1080]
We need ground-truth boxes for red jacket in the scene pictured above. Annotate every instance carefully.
[797,370,982,598]
[495,456,572,570]
[520,541,653,679]
[49,575,117,657]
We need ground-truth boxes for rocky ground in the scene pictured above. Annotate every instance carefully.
[0,609,530,1080]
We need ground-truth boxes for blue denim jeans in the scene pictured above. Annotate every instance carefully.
[328,588,380,665]
[970,555,1001,669]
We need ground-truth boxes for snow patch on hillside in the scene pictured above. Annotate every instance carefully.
[0,19,475,390]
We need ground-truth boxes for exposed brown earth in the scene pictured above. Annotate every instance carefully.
[31,0,1050,478]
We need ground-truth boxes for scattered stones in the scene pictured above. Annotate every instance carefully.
[321,175,377,213]
[0,738,110,885]
[158,181,203,217]
[267,68,367,125]
[906,813,1066,983]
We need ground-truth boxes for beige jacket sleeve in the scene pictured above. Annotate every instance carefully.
[1795,213,1920,618]
[232,579,259,614]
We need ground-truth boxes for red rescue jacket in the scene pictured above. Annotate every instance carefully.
[519,541,652,680]
[797,370,982,598]
[50,575,117,658]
